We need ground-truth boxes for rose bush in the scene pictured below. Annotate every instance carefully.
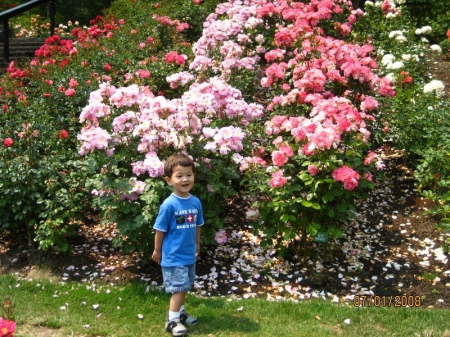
[158,0,449,255]
[352,1,450,239]
[77,78,263,252]
[0,0,228,254]
[159,0,396,255]
[0,0,449,259]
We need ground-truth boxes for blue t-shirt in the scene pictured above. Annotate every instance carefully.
[153,193,204,267]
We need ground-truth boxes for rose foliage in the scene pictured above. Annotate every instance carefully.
[0,0,228,253]
[77,0,398,256]
[1,0,447,258]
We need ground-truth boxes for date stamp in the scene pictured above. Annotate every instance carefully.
[353,295,422,307]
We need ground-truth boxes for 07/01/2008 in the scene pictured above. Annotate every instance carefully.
[353,295,421,307]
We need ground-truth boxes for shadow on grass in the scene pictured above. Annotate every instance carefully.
[143,291,261,335]
[190,313,260,335]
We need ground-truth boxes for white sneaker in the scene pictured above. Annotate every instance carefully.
[165,318,188,337]
[180,311,198,326]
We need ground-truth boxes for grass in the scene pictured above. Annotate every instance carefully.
[1,274,450,337]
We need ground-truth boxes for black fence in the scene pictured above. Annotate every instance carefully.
[352,0,367,10]
[0,0,112,63]
[0,0,56,64]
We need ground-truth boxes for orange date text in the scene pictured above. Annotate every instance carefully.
[353,295,421,307]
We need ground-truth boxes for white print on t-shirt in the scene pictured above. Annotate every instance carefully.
[174,209,199,215]
[176,224,198,229]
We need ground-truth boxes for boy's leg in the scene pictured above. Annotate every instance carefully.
[170,292,187,312]
[166,292,188,336]
[169,292,198,325]
[163,264,197,335]
[163,267,188,336]
[179,263,198,326]
[166,293,188,336]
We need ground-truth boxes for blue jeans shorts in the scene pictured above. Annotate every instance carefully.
[162,263,196,293]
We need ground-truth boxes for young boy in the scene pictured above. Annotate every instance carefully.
[152,153,204,337]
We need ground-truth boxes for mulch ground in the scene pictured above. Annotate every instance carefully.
[1,153,449,309]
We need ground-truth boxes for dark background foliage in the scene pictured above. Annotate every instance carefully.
[2,0,108,25]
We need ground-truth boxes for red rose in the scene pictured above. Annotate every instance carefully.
[65,88,76,96]
[59,129,69,139]
[165,51,178,63]
[3,138,14,147]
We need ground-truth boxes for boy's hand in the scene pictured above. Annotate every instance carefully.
[196,243,201,257]
[152,250,161,264]
[153,230,164,264]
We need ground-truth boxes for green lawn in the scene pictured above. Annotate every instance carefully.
[1,274,449,337]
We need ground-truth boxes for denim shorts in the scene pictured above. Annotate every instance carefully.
[162,263,196,293]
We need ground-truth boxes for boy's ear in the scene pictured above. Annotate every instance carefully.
[164,176,172,185]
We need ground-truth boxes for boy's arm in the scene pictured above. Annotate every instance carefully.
[196,226,201,257]
[152,230,165,264]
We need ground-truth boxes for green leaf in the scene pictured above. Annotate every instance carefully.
[301,200,312,207]
[311,202,320,210]
[322,193,334,202]
[328,227,343,238]
[280,214,291,223]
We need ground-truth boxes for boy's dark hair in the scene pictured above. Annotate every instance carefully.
[164,153,195,177]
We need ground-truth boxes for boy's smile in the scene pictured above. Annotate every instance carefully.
[165,165,195,198]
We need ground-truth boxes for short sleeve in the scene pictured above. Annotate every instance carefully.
[153,203,171,232]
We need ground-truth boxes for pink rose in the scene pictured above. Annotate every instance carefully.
[364,152,377,165]
[69,78,79,88]
[270,170,288,188]
[175,54,187,65]
[165,51,178,63]
[214,230,227,244]
[65,88,76,96]
[331,165,360,191]
[308,165,318,176]
[272,151,288,167]
[3,138,14,147]
[0,317,16,336]
[278,145,294,157]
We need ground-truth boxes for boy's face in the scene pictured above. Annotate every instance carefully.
[164,165,195,198]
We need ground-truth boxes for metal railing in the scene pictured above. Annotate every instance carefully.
[352,0,367,9]
[0,0,56,64]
